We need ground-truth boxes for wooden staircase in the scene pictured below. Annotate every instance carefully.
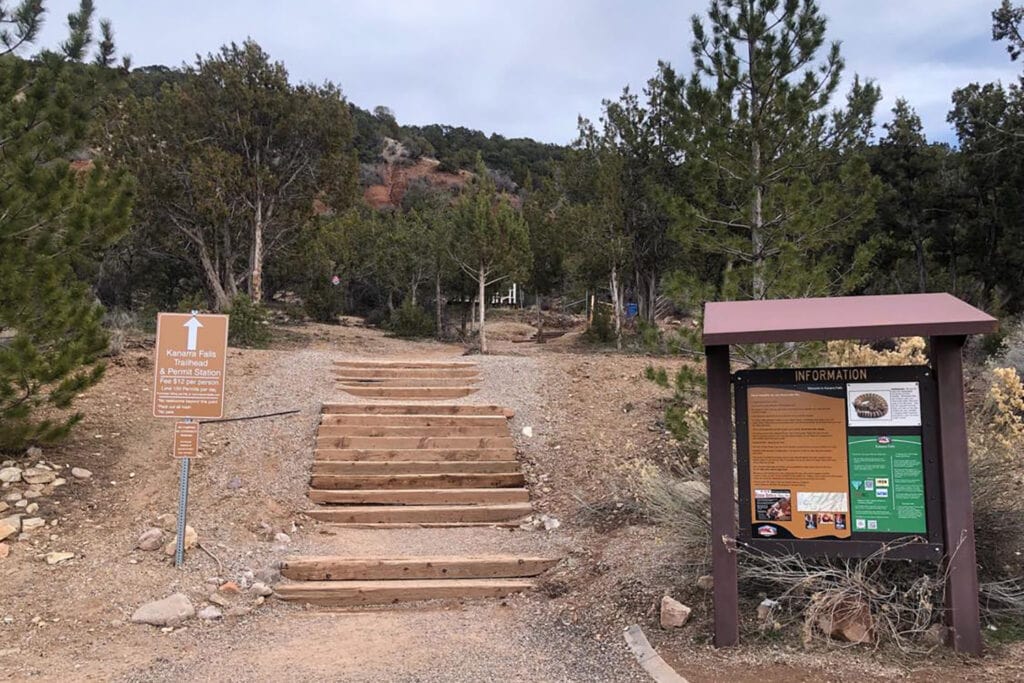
[277,387,556,608]
[334,360,481,400]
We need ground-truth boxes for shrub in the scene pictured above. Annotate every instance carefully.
[227,295,271,348]
[385,301,434,338]
[583,303,614,344]
[826,336,928,366]
[637,319,662,352]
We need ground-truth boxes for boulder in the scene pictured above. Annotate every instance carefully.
[21,468,55,485]
[816,599,874,644]
[136,528,163,551]
[131,593,195,627]
[660,596,692,629]
[163,525,198,555]
[71,467,92,480]
[0,467,21,483]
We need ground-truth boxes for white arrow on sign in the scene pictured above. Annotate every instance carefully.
[184,315,203,351]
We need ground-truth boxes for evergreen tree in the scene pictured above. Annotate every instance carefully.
[449,157,531,354]
[0,0,130,451]
[670,0,881,302]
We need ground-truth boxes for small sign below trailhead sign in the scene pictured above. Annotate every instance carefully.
[172,421,200,458]
[152,313,229,419]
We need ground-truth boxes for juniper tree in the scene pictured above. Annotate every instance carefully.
[671,0,881,302]
[0,0,130,452]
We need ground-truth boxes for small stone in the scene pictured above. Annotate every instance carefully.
[71,467,92,480]
[541,515,561,531]
[50,478,66,487]
[226,476,242,490]
[0,467,21,483]
[696,575,714,591]
[255,567,281,586]
[21,468,56,485]
[163,525,198,555]
[660,596,692,629]
[21,518,44,532]
[0,502,7,513]
[219,581,241,594]
[208,593,230,607]
[522,426,534,438]
[155,513,176,531]
[922,623,948,648]
[197,606,223,621]
[0,523,15,542]
[254,596,265,606]
[131,593,194,627]
[14,500,26,509]
[0,543,9,559]
[3,492,21,503]
[251,581,273,597]
[45,551,74,565]
[136,528,163,551]
[274,532,290,544]
[226,606,251,618]
[757,598,779,621]
[22,491,41,499]
[25,447,42,460]
[816,598,873,644]
[25,503,37,514]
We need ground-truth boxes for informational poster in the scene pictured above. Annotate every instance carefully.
[848,435,926,533]
[747,386,851,540]
[736,366,935,548]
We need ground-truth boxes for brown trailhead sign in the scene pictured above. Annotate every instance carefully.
[172,421,200,458]
[152,313,229,419]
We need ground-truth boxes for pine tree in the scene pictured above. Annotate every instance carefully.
[449,157,531,354]
[0,1,130,452]
[671,0,881,302]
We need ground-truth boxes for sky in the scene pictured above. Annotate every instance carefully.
[35,0,1023,145]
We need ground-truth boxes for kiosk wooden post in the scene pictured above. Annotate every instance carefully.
[702,293,996,656]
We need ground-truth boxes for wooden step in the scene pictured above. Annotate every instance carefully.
[274,578,534,606]
[339,386,479,399]
[315,436,515,449]
[309,472,525,490]
[329,368,481,379]
[280,556,560,581]
[335,377,481,388]
[314,448,518,462]
[333,361,477,369]
[305,503,532,524]
[321,414,508,427]
[309,487,530,505]
[316,425,507,438]
[311,460,521,474]
[321,404,514,417]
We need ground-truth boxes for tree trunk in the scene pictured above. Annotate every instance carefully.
[748,24,766,300]
[435,273,444,339]
[914,232,928,293]
[250,199,265,303]
[387,290,395,312]
[478,266,487,354]
[198,247,231,311]
[647,271,657,322]
[410,280,418,306]
[610,265,622,350]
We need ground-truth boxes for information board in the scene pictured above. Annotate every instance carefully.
[152,313,229,419]
[734,365,942,557]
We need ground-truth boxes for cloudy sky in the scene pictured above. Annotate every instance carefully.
[36,0,1022,145]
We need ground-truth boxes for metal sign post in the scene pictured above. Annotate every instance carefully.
[174,419,192,568]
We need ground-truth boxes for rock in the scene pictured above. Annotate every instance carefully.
[255,567,281,586]
[45,551,74,565]
[14,499,26,508]
[274,532,291,544]
[0,543,9,558]
[660,596,692,629]
[21,518,44,532]
[162,525,198,555]
[522,426,534,438]
[226,476,242,490]
[208,593,230,607]
[219,581,241,594]
[197,605,223,621]
[3,492,21,503]
[0,502,7,514]
[541,515,561,531]
[816,598,873,644]
[226,606,251,618]
[155,513,176,531]
[251,581,273,597]
[22,491,41,499]
[0,523,16,542]
[696,575,714,591]
[21,468,55,485]
[0,467,21,483]
[756,598,779,621]
[1,515,21,531]
[70,467,92,480]
[922,623,948,648]
[50,478,65,487]
[130,593,195,627]
[136,528,163,551]
[25,447,42,460]
[24,503,37,514]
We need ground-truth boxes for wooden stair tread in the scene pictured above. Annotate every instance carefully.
[316,425,507,437]
[320,414,507,426]
[310,472,525,489]
[311,461,521,474]
[309,487,530,505]
[314,448,517,462]
[305,503,532,523]
[333,361,477,369]
[274,578,534,606]
[316,436,514,449]
[339,386,479,399]
[321,404,514,417]
[280,555,559,581]
[334,378,482,387]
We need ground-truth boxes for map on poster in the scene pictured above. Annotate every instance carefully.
[846,381,921,427]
